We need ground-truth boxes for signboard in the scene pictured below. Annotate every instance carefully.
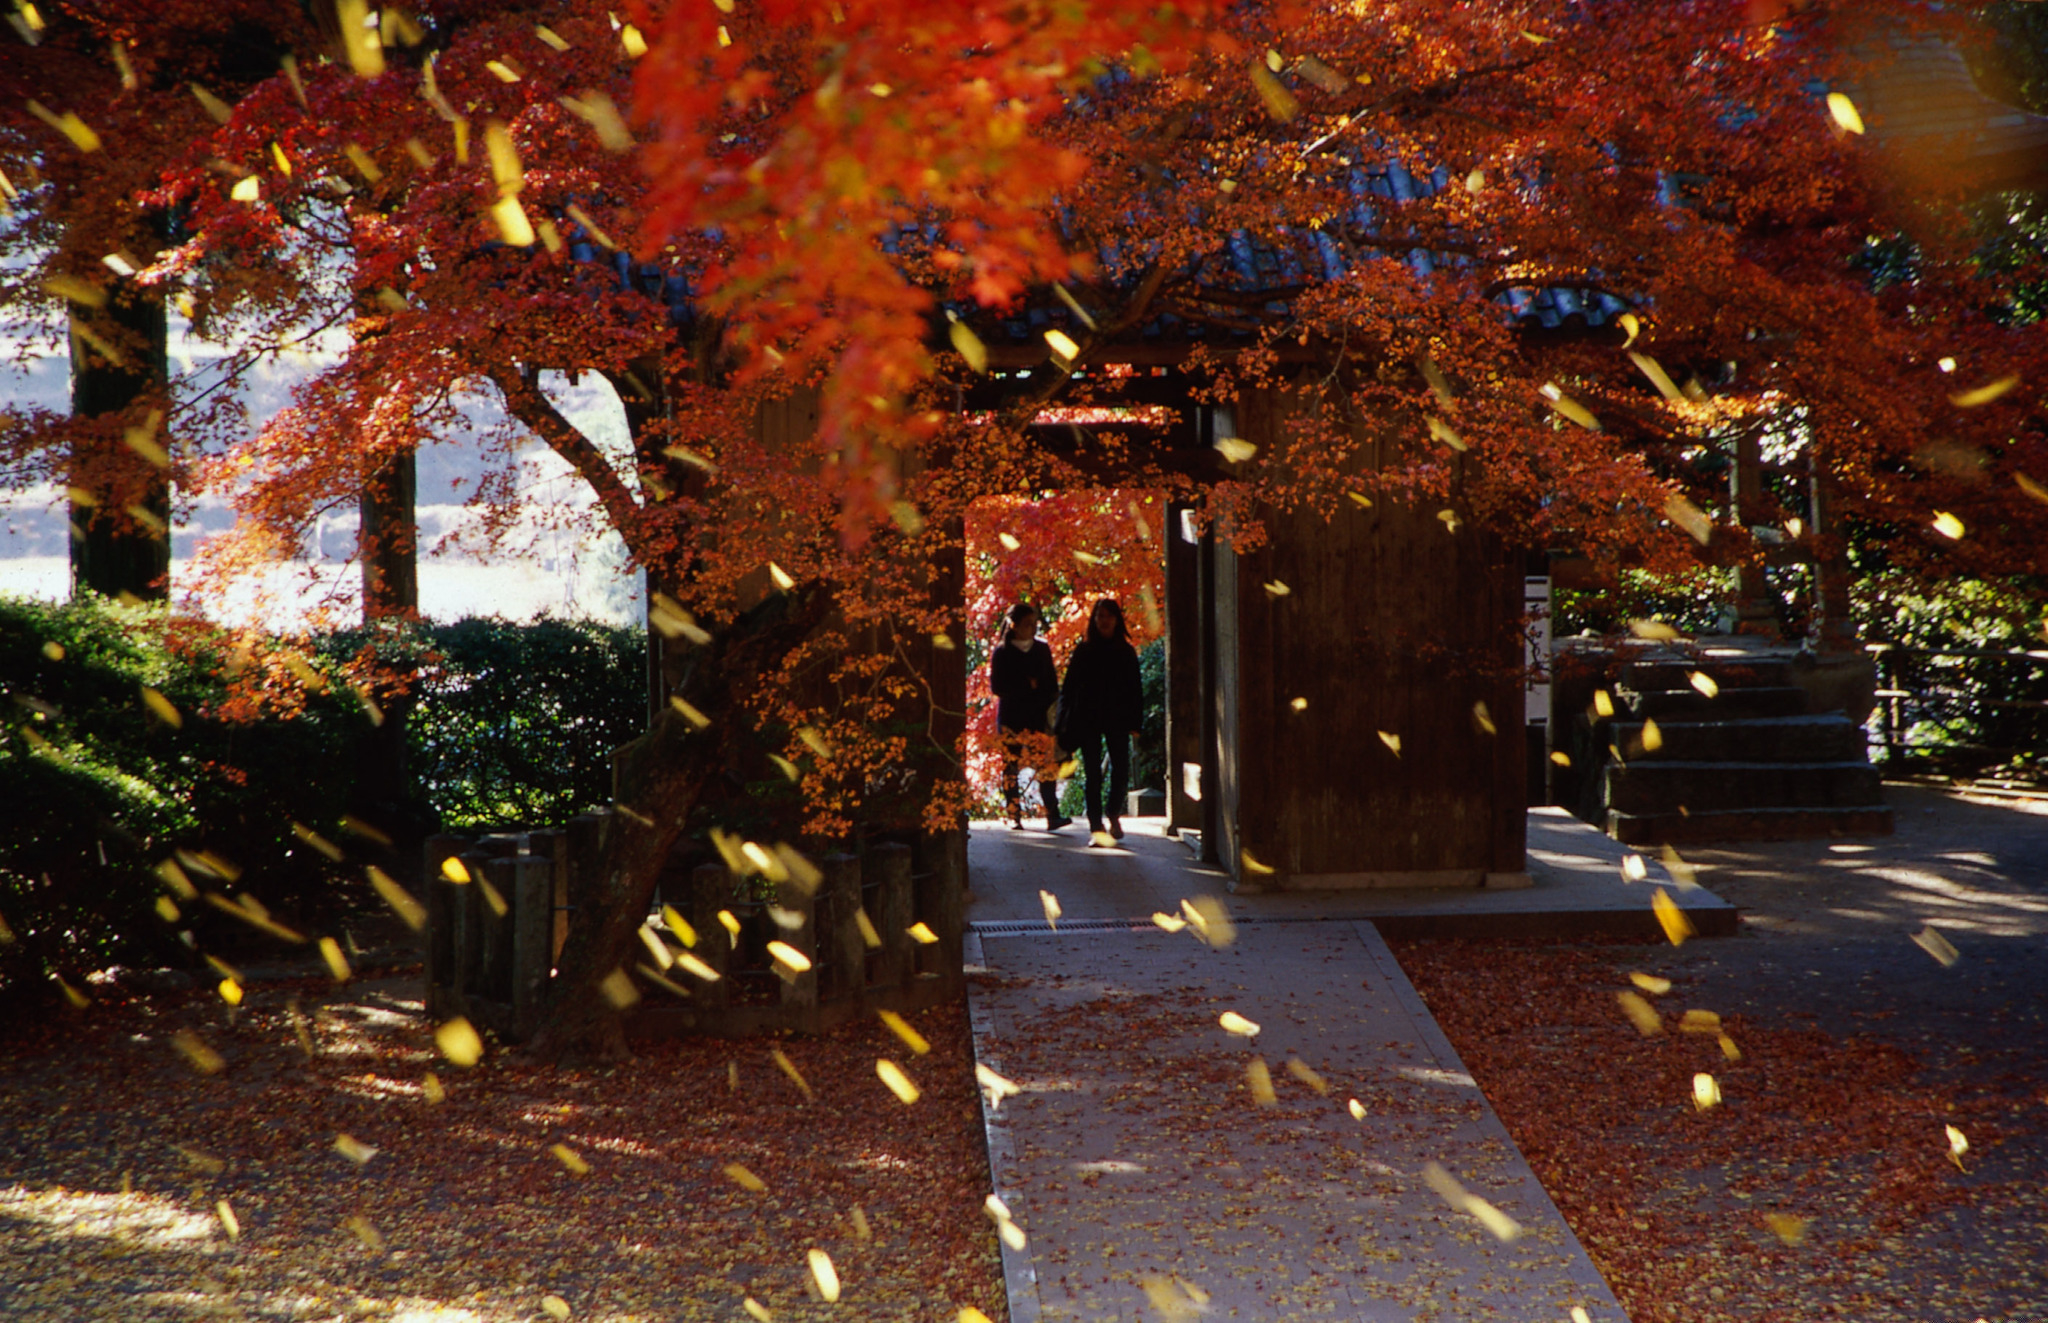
[1525,576,1552,726]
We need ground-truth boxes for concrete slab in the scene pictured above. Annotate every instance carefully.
[967,919,1627,1322]
[967,810,1737,940]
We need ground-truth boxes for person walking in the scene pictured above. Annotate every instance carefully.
[1055,598,1143,844]
[990,603,1071,830]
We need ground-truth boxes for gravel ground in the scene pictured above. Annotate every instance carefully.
[1393,783,2048,1323]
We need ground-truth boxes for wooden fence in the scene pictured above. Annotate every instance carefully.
[421,811,968,1039]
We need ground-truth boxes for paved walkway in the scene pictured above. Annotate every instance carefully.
[965,818,1655,1322]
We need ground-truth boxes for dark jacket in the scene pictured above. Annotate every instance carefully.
[1057,634,1143,739]
[990,638,1059,732]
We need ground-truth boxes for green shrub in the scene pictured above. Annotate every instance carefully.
[0,596,372,1000]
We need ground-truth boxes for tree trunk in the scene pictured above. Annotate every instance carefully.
[69,282,169,601]
[520,585,833,1064]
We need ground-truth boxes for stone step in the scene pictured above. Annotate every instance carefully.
[1608,805,1896,845]
[1617,685,1809,720]
[1605,714,1868,763]
[1604,760,1884,815]
[1619,659,1797,691]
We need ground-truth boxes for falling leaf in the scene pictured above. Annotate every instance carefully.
[366,867,425,930]
[1213,436,1257,463]
[1693,1072,1722,1110]
[1945,1124,1969,1170]
[1664,493,1713,546]
[723,1163,766,1192]
[1619,312,1641,345]
[1262,580,1290,598]
[768,562,796,591]
[949,320,988,373]
[1931,511,1965,540]
[1629,619,1682,642]
[422,1073,445,1104]
[1182,896,1236,947]
[1347,490,1373,508]
[1285,1058,1329,1094]
[440,855,471,884]
[291,822,344,862]
[139,686,182,728]
[1249,59,1300,121]
[1616,991,1663,1036]
[743,1299,771,1322]
[1630,350,1684,401]
[215,1199,239,1240]
[1541,384,1601,430]
[1641,719,1664,753]
[1246,1057,1278,1106]
[854,910,881,949]
[44,274,105,308]
[218,978,243,1006]
[536,23,570,49]
[1689,671,1720,698]
[1471,701,1496,735]
[172,1030,224,1074]
[1950,376,2017,408]
[2016,472,2048,505]
[550,1144,590,1175]
[1152,911,1187,932]
[850,1206,873,1241]
[997,531,1022,552]
[1763,1212,1807,1246]
[1652,888,1695,946]
[976,1063,1020,1110]
[876,1058,920,1104]
[1680,1009,1722,1034]
[25,101,100,151]
[1551,750,1572,766]
[343,1214,385,1251]
[334,1134,379,1165]
[1291,697,1309,712]
[807,1249,841,1302]
[1427,416,1467,452]
[1039,889,1060,930]
[1347,1098,1367,1120]
[1421,1161,1522,1241]
[1621,854,1649,882]
[54,974,90,1009]
[1043,328,1081,361]
[1629,971,1671,995]
[600,967,642,1008]
[490,196,535,246]
[1911,925,1960,967]
[434,1017,483,1068]
[879,1009,930,1055]
[1827,91,1865,134]
[1718,1033,1743,1061]
[1377,731,1401,757]
[1239,848,1275,875]
[1436,509,1461,532]
[1659,844,1700,889]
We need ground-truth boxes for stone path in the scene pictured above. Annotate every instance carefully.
[965,822,1637,1322]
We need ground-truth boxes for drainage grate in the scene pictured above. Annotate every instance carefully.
[970,914,1337,937]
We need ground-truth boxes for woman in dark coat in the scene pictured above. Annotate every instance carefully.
[1056,598,1144,842]
[990,603,1070,830]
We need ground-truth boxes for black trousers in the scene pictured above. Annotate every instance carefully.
[1070,729,1129,830]
[1002,729,1061,819]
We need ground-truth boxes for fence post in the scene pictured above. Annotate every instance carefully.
[422,833,469,1016]
[477,856,517,1002]
[916,825,968,992]
[821,853,866,999]
[450,851,490,1006]
[775,879,819,1016]
[689,863,733,1011]
[512,854,552,1037]
[869,842,915,989]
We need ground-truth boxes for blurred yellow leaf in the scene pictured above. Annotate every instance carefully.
[1218,1011,1260,1037]
[1931,511,1965,540]
[807,1249,840,1303]
[490,196,535,246]
[1246,1056,1277,1106]
[876,1058,920,1104]
[723,1162,766,1192]
[949,320,988,373]
[771,1047,814,1099]
[879,1009,930,1055]
[334,1133,378,1165]
[599,967,641,1008]
[1827,91,1864,134]
[434,1017,483,1068]
[1616,991,1662,1036]
[906,921,938,944]
[422,1072,445,1103]
[1693,1072,1722,1110]
[550,1143,590,1175]
[215,1199,239,1240]
[1347,1098,1366,1120]
[1214,436,1257,463]
[1950,375,2017,407]
[1763,1212,1807,1246]
[1039,889,1060,930]
[1377,731,1401,757]
[1680,1009,1722,1034]
[1912,925,1960,967]
[172,1030,224,1074]
[140,686,181,728]
[1652,888,1695,946]
[1689,671,1720,698]
[1628,971,1671,995]
[1285,1058,1329,1094]
[367,867,425,930]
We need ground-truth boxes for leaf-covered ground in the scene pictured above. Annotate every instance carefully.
[1392,932,2048,1323]
[0,970,1004,1322]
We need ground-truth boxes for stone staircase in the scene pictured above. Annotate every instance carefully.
[1582,648,1894,845]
